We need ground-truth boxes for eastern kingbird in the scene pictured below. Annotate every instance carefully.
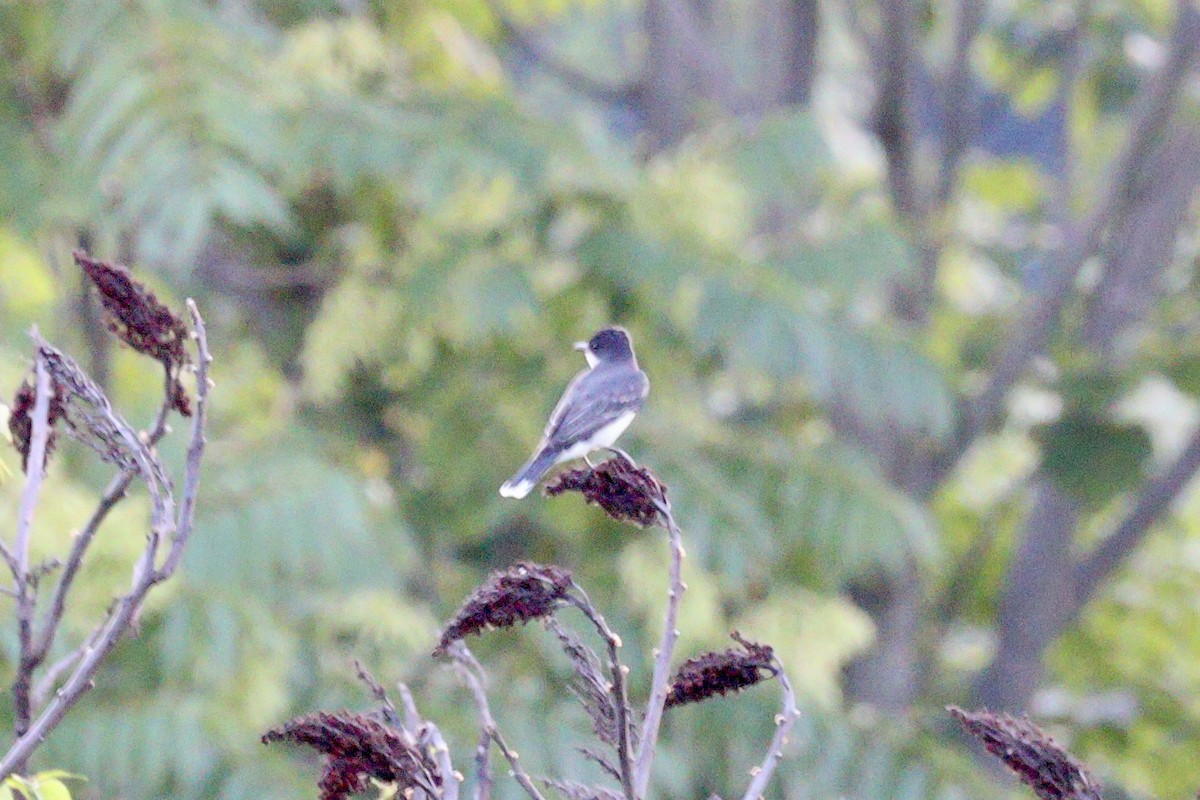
[499,327,649,499]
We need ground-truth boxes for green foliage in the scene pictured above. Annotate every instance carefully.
[0,0,1198,798]
[54,1,292,268]
[1,772,83,800]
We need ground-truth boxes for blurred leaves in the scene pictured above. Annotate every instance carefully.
[1,0,1198,798]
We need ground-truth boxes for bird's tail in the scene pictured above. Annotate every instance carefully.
[499,447,559,499]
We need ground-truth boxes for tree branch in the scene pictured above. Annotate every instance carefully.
[27,369,175,677]
[632,498,685,798]
[1050,1,1092,215]
[873,0,922,222]
[393,683,454,800]
[935,0,984,209]
[153,299,212,581]
[0,300,213,779]
[567,587,636,800]
[1081,125,1200,352]
[450,646,548,800]
[11,350,53,739]
[968,0,1200,438]
[739,667,800,800]
[1074,426,1200,608]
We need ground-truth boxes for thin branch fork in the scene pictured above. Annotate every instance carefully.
[739,666,800,800]
[395,683,459,800]
[25,369,176,682]
[632,498,686,798]
[0,300,213,779]
[450,646,549,800]
[566,587,636,800]
[11,350,54,739]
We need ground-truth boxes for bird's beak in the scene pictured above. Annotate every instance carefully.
[573,341,588,352]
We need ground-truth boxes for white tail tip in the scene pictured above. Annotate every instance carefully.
[499,480,534,499]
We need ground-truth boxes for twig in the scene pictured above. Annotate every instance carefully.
[394,684,458,800]
[390,683,450,800]
[152,299,211,580]
[0,300,213,779]
[31,622,102,709]
[11,351,53,739]
[27,370,175,683]
[428,721,460,800]
[450,646,548,800]
[567,587,636,800]
[739,667,800,800]
[473,724,494,800]
[632,498,685,798]
[354,660,403,729]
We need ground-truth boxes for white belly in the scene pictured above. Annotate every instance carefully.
[556,410,636,463]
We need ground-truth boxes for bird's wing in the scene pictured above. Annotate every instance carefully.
[544,369,649,448]
[543,367,592,438]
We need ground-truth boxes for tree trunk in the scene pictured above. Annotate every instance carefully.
[974,478,1078,712]
[757,0,819,107]
[844,565,923,709]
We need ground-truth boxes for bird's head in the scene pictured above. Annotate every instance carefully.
[574,327,635,368]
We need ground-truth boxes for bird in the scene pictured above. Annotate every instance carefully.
[499,327,649,499]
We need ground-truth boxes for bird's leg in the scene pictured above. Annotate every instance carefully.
[604,447,637,467]
[584,453,597,469]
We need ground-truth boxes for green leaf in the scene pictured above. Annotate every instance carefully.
[649,432,938,586]
[776,220,914,293]
[33,781,70,800]
[1037,416,1153,505]
[27,774,82,784]
[4,776,37,800]
[724,109,830,206]
[694,280,955,438]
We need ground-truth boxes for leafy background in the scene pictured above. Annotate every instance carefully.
[1,0,1200,798]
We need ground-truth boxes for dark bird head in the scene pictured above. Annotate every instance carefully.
[575,327,636,367]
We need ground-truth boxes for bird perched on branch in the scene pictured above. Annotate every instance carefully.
[500,327,649,499]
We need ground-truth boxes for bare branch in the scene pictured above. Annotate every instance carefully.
[632,498,686,798]
[566,587,636,800]
[473,725,494,800]
[152,299,211,581]
[12,350,53,738]
[390,682,451,800]
[0,300,213,779]
[430,723,460,800]
[873,0,922,222]
[450,645,548,800]
[935,0,985,208]
[739,667,800,800]
[969,0,1200,437]
[355,660,403,729]
[31,622,102,710]
[28,369,176,677]
[1074,426,1200,608]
